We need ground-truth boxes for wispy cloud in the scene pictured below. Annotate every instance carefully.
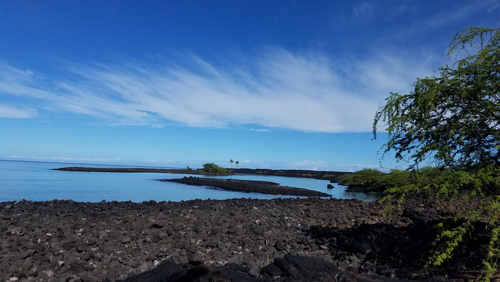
[393,5,418,16]
[0,104,37,118]
[353,2,374,18]
[488,3,500,13]
[0,62,54,99]
[0,48,437,132]
[8,155,122,163]
[419,0,499,30]
[288,159,402,172]
[292,160,328,171]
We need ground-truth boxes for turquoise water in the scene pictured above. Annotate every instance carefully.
[0,160,379,202]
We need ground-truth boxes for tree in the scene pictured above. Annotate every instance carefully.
[201,163,232,175]
[374,27,500,170]
[373,27,500,280]
[337,168,385,188]
[230,159,234,169]
[235,160,239,169]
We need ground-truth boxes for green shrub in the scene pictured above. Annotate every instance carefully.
[383,166,500,201]
[374,169,412,192]
[338,169,385,188]
[201,163,232,175]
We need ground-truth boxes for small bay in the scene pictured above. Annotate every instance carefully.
[0,160,379,202]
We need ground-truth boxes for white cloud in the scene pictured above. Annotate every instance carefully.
[246,128,270,132]
[0,48,437,132]
[353,52,440,97]
[292,160,328,171]
[0,63,54,99]
[286,160,407,172]
[8,155,122,163]
[141,159,174,164]
[488,3,500,13]
[419,1,499,30]
[0,104,37,118]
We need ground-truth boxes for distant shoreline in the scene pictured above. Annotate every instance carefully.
[53,166,206,175]
[53,167,351,182]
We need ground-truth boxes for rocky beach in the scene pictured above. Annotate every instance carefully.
[0,197,487,281]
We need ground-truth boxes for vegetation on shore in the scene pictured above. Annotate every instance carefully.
[371,27,500,280]
[338,168,411,193]
[200,163,233,175]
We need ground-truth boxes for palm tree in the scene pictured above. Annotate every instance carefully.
[230,159,234,169]
[235,160,239,169]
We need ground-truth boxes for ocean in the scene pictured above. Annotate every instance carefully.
[0,160,379,202]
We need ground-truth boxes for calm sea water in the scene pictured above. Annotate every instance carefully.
[0,160,379,202]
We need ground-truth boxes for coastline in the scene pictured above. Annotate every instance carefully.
[53,167,383,197]
[52,167,208,175]
[52,167,352,182]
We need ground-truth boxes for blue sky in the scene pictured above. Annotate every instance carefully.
[0,1,499,171]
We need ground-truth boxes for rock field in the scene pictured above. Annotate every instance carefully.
[0,197,486,281]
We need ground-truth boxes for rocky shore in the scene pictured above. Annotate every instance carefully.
[161,177,330,197]
[0,197,488,281]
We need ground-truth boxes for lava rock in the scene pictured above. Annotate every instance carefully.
[0,197,485,281]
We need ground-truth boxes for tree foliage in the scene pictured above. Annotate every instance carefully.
[338,169,385,187]
[374,27,500,169]
[338,168,412,193]
[201,163,232,175]
[373,27,500,280]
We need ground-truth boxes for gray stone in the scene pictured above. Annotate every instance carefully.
[79,272,99,282]
[21,259,33,271]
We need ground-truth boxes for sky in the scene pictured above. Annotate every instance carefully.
[0,1,499,171]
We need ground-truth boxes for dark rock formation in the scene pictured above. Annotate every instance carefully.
[120,255,420,282]
[162,177,331,197]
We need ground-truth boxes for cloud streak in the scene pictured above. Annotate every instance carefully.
[0,48,437,132]
[0,104,37,118]
[8,155,122,163]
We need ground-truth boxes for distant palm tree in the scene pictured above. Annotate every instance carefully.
[235,160,239,169]
[230,159,234,169]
